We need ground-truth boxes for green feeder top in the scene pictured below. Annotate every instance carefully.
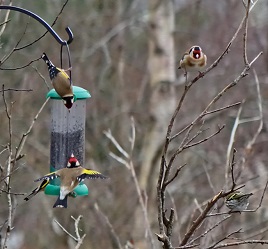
[46,86,91,100]
[45,183,89,196]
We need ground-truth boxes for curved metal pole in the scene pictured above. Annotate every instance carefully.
[0,5,73,45]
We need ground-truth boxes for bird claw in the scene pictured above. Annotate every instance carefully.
[69,191,77,198]
[198,71,204,77]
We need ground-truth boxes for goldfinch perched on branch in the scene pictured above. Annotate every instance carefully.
[41,53,74,109]
[26,154,107,208]
[225,192,253,213]
[178,46,207,75]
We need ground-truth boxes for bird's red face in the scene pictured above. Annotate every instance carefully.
[63,97,74,109]
[193,47,201,59]
[67,154,80,168]
[189,46,202,59]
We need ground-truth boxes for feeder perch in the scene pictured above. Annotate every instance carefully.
[45,86,91,196]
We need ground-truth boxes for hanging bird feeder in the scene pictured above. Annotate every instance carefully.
[45,86,91,196]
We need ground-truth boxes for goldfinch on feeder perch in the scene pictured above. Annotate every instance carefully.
[25,154,107,208]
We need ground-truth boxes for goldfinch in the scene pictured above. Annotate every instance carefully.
[178,46,207,74]
[31,154,107,208]
[225,192,253,213]
[41,53,74,109]
[24,179,49,201]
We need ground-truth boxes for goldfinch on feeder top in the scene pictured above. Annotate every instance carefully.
[41,53,74,109]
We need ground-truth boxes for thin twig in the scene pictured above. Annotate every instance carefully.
[243,0,251,65]
[104,130,129,159]
[0,88,33,92]
[0,188,26,195]
[0,57,41,70]
[206,229,243,249]
[1,84,13,249]
[204,102,241,115]
[54,219,77,241]
[15,0,70,50]
[32,66,50,90]
[0,19,11,28]
[243,179,268,212]
[211,240,268,248]
[71,215,86,249]
[245,69,263,151]
[0,19,29,65]
[13,98,50,167]
[105,122,155,249]
[0,1,11,37]
[188,215,231,245]
[94,203,123,249]
[225,103,244,183]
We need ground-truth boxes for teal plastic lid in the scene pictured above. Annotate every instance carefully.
[44,183,89,196]
[46,86,91,100]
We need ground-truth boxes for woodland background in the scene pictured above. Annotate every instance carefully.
[0,0,268,249]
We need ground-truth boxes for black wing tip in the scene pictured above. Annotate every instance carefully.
[79,173,109,181]
[41,52,48,59]
[100,175,109,179]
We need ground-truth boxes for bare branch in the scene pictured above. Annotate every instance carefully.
[14,98,50,166]
[179,191,224,246]
[206,229,243,249]
[104,129,129,159]
[0,88,33,93]
[0,57,41,70]
[0,1,11,37]
[243,0,251,65]
[188,215,232,245]
[225,103,244,182]
[0,19,30,66]
[1,84,13,249]
[184,125,225,149]
[245,69,263,151]
[54,215,86,249]
[15,0,70,50]
[243,179,268,212]
[54,219,77,241]
[204,102,241,116]
[94,203,123,249]
[105,122,155,249]
[211,240,268,249]
[32,66,50,90]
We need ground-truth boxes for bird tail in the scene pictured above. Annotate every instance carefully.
[53,196,68,208]
[41,53,54,69]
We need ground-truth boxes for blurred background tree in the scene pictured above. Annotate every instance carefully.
[0,0,268,248]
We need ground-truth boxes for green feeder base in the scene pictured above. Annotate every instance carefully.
[45,183,89,196]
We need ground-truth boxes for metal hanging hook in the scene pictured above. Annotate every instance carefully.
[0,5,73,45]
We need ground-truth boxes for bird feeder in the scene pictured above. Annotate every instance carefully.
[45,86,91,196]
